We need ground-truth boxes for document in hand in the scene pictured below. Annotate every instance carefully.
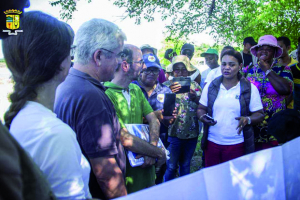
[125,124,168,167]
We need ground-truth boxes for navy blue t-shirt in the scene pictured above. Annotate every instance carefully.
[54,68,126,199]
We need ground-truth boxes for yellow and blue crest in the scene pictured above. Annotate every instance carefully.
[3,9,23,35]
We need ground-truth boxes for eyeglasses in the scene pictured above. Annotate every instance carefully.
[100,48,123,58]
[132,59,144,66]
[142,68,160,75]
[173,68,188,74]
[100,48,114,54]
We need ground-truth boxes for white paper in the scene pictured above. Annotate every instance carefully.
[125,124,167,167]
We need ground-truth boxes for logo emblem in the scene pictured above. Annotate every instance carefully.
[157,94,165,103]
[148,55,156,62]
[3,9,23,35]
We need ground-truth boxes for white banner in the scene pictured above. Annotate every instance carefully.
[116,137,300,200]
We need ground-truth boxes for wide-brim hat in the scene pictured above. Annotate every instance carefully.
[166,63,173,73]
[169,55,194,72]
[250,35,283,58]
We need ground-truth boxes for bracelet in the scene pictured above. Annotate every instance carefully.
[265,69,272,76]
[247,116,251,125]
[200,114,206,120]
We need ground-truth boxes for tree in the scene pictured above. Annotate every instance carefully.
[50,0,300,49]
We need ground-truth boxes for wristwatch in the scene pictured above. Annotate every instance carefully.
[247,117,251,125]
[265,69,273,76]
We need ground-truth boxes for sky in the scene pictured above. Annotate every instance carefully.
[0,0,216,59]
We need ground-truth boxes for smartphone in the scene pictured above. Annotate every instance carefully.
[163,93,176,116]
[172,77,191,94]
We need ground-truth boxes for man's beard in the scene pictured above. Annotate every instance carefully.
[128,67,139,81]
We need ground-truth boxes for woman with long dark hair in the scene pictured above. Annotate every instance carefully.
[198,50,264,167]
[3,11,91,199]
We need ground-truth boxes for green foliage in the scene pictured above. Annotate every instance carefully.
[50,0,300,49]
[50,0,77,20]
[157,38,187,66]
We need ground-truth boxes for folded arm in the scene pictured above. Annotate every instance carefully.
[120,128,165,159]
[145,112,160,146]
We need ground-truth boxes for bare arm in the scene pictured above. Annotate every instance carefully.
[153,109,177,128]
[120,128,165,159]
[235,109,264,134]
[145,112,160,146]
[197,103,217,126]
[89,156,127,199]
[266,71,291,95]
[197,103,207,120]
[260,59,291,95]
[249,109,265,125]
[194,73,201,85]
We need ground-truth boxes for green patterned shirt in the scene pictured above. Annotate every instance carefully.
[163,80,202,139]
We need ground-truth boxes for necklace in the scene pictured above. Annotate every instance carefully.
[255,60,276,95]
[255,60,276,77]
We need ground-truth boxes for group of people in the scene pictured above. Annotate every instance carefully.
[0,6,300,200]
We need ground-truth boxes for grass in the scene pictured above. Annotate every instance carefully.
[190,134,203,173]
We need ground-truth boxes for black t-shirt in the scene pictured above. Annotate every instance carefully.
[243,52,253,67]
[54,68,126,199]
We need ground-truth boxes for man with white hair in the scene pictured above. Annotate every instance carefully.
[54,19,165,199]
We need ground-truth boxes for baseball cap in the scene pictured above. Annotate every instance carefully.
[181,43,194,53]
[143,53,161,69]
[243,37,257,46]
[200,48,218,57]
[140,44,157,55]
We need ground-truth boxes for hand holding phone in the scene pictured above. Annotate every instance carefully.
[200,114,217,126]
[172,77,191,94]
[163,93,176,116]
[169,82,181,93]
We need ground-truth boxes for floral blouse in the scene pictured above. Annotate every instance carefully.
[242,63,293,143]
[163,80,202,139]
